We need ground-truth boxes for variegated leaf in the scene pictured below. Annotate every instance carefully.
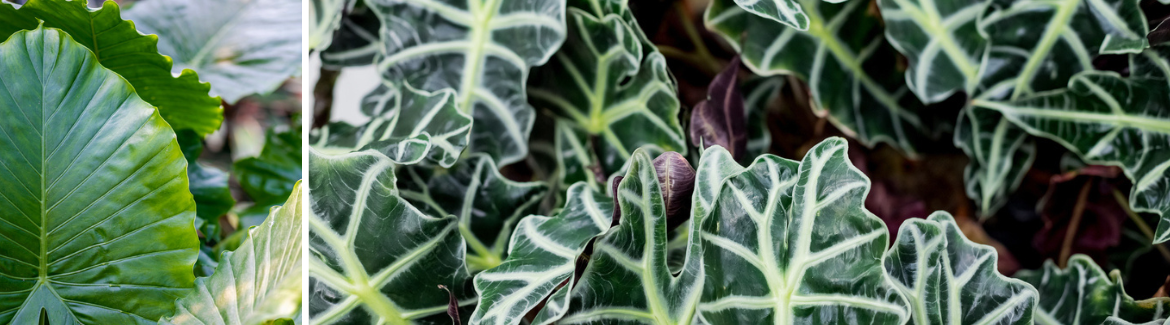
[307,150,471,324]
[397,154,548,271]
[529,9,686,187]
[975,72,1170,243]
[730,0,810,30]
[953,108,1035,218]
[366,0,567,165]
[883,211,1037,325]
[536,148,705,324]
[469,183,613,325]
[311,83,472,167]
[877,0,989,103]
[742,77,782,159]
[706,0,931,157]
[1017,255,1170,324]
[320,2,381,68]
[697,138,909,324]
[310,0,352,50]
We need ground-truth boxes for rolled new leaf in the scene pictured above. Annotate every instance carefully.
[1018,255,1170,324]
[697,138,909,324]
[690,56,747,161]
[0,27,199,324]
[653,152,696,230]
[161,182,304,325]
[307,150,470,324]
[311,83,472,168]
[884,212,1037,325]
[469,183,614,325]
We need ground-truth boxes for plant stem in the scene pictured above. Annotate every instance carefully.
[1059,180,1093,268]
[1112,189,1170,262]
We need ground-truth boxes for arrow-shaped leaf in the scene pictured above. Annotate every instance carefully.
[307,150,471,324]
[877,0,989,103]
[364,0,567,165]
[696,138,909,324]
[884,212,1037,325]
[1017,255,1170,324]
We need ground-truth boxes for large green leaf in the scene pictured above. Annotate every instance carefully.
[530,8,686,187]
[705,0,931,157]
[0,0,224,136]
[696,138,909,324]
[123,0,302,104]
[365,0,567,165]
[308,150,471,324]
[161,182,303,325]
[235,129,304,209]
[536,147,705,324]
[397,154,548,271]
[469,182,613,325]
[311,0,352,51]
[976,72,1170,244]
[311,83,472,168]
[877,0,989,103]
[883,212,1036,325]
[176,130,236,223]
[0,27,198,324]
[1017,255,1170,324]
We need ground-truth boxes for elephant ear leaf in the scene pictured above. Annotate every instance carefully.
[977,72,1170,244]
[731,0,810,30]
[697,138,909,324]
[365,0,566,165]
[0,0,223,136]
[1017,255,1170,324]
[311,84,471,168]
[705,0,931,157]
[876,0,989,103]
[530,9,686,185]
[124,0,302,104]
[884,212,1037,325]
[307,150,470,324]
[235,129,304,217]
[0,27,199,324]
[470,183,614,325]
[161,182,304,325]
[310,0,351,50]
[540,148,704,324]
[397,154,548,272]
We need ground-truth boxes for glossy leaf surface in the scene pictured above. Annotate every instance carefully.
[398,154,548,271]
[308,150,470,324]
[319,3,380,68]
[731,0,810,30]
[697,138,909,324]
[366,0,566,165]
[706,0,930,157]
[530,9,685,183]
[161,183,303,325]
[884,212,1036,325]
[0,0,224,136]
[177,130,236,223]
[236,129,304,209]
[469,183,613,325]
[0,27,198,324]
[312,84,471,167]
[877,0,988,103]
[1017,255,1170,324]
[124,0,303,104]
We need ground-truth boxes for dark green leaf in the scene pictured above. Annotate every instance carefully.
[235,129,303,209]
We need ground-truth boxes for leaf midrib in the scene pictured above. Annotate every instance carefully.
[457,0,504,113]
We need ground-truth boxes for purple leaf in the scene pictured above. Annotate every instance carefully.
[438,285,461,325]
[690,56,747,160]
[653,152,696,231]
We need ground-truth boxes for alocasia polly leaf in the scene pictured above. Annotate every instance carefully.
[319,2,381,68]
[177,130,236,223]
[161,182,303,325]
[730,0,810,30]
[310,0,351,51]
[529,8,686,185]
[741,77,781,159]
[469,183,614,325]
[696,139,909,324]
[397,154,548,271]
[1017,255,1170,324]
[124,0,303,104]
[877,0,989,103]
[975,72,1170,244]
[0,27,198,324]
[537,147,705,325]
[690,57,747,161]
[365,0,567,166]
[883,212,1037,325]
[235,129,304,210]
[705,0,931,157]
[308,150,470,324]
[0,0,224,136]
[953,107,1035,218]
[311,83,472,167]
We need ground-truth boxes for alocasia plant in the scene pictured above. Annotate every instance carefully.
[0,27,199,324]
[1018,255,1170,324]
